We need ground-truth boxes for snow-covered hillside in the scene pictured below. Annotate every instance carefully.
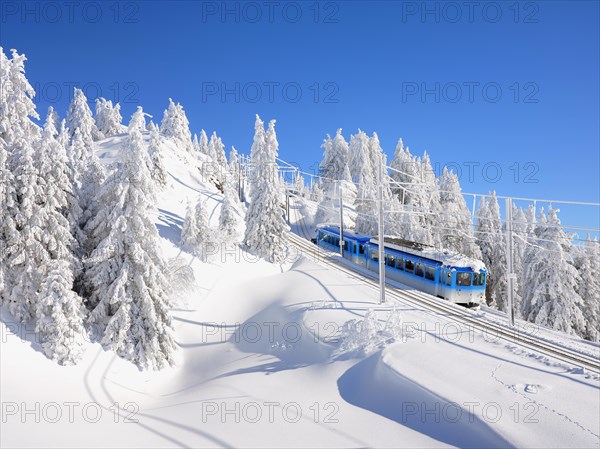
[2,135,599,449]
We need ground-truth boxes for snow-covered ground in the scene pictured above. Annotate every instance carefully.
[2,135,599,448]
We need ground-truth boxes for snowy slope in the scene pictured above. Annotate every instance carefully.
[1,135,599,449]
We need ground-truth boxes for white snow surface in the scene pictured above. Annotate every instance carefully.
[1,135,599,448]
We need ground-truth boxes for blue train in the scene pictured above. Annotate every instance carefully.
[314,224,487,307]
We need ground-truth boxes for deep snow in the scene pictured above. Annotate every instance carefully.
[1,134,599,448]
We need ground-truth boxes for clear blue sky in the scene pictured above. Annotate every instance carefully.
[2,0,598,232]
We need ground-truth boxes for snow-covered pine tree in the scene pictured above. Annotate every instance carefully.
[180,196,215,259]
[180,200,198,248]
[228,146,245,201]
[0,138,11,297]
[475,192,507,309]
[6,127,45,322]
[0,48,40,143]
[349,130,377,234]
[66,87,100,145]
[390,139,420,206]
[208,132,228,188]
[219,180,244,245]
[36,111,80,265]
[46,106,61,137]
[160,98,193,153]
[316,129,353,226]
[84,108,176,369]
[199,129,210,156]
[1,48,45,321]
[148,121,169,189]
[243,116,290,263]
[416,152,441,246]
[35,259,86,365]
[510,204,530,315]
[128,105,147,132]
[574,235,600,342]
[520,207,586,336]
[95,97,126,138]
[309,181,324,203]
[348,129,373,184]
[30,115,87,364]
[320,128,351,182]
[438,167,480,258]
[211,132,228,168]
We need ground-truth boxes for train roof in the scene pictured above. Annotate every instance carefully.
[371,238,486,272]
[317,224,371,242]
[316,224,486,272]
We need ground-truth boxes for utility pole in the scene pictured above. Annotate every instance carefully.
[339,183,344,257]
[285,187,290,224]
[505,197,515,326]
[377,159,386,304]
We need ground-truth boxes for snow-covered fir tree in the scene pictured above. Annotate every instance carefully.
[35,260,86,365]
[475,192,507,309]
[520,208,586,336]
[35,111,80,266]
[349,130,377,234]
[309,181,324,203]
[31,114,87,363]
[160,98,193,153]
[574,235,600,342]
[0,139,12,297]
[198,129,210,157]
[510,204,530,315]
[84,109,176,370]
[46,106,61,136]
[219,179,244,245]
[416,152,441,246]
[0,48,45,321]
[180,196,215,259]
[95,97,125,138]
[316,129,355,227]
[128,105,147,132]
[389,138,422,213]
[208,131,228,187]
[148,121,169,189]
[66,87,100,145]
[210,132,228,168]
[438,167,480,258]
[320,128,351,182]
[243,116,290,263]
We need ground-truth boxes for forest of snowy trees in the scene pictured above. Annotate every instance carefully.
[0,48,264,368]
[311,129,600,341]
[1,45,598,375]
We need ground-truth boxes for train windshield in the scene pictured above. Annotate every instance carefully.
[473,272,485,286]
[456,272,472,286]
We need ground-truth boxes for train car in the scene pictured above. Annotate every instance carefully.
[314,224,486,307]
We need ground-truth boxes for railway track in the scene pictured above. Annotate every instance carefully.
[288,196,600,375]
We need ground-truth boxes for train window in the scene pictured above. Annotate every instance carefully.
[343,241,349,251]
[395,258,404,270]
[446,272,452,286]
[387,255,395,267]
[333,237,339,247]
[457,272,472,286]
[415,263,424,277]
[372,250,378,261]
[405,260,415,273]
[425,266,435,281]
[359,244,365,255]
[473,272,485,286]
